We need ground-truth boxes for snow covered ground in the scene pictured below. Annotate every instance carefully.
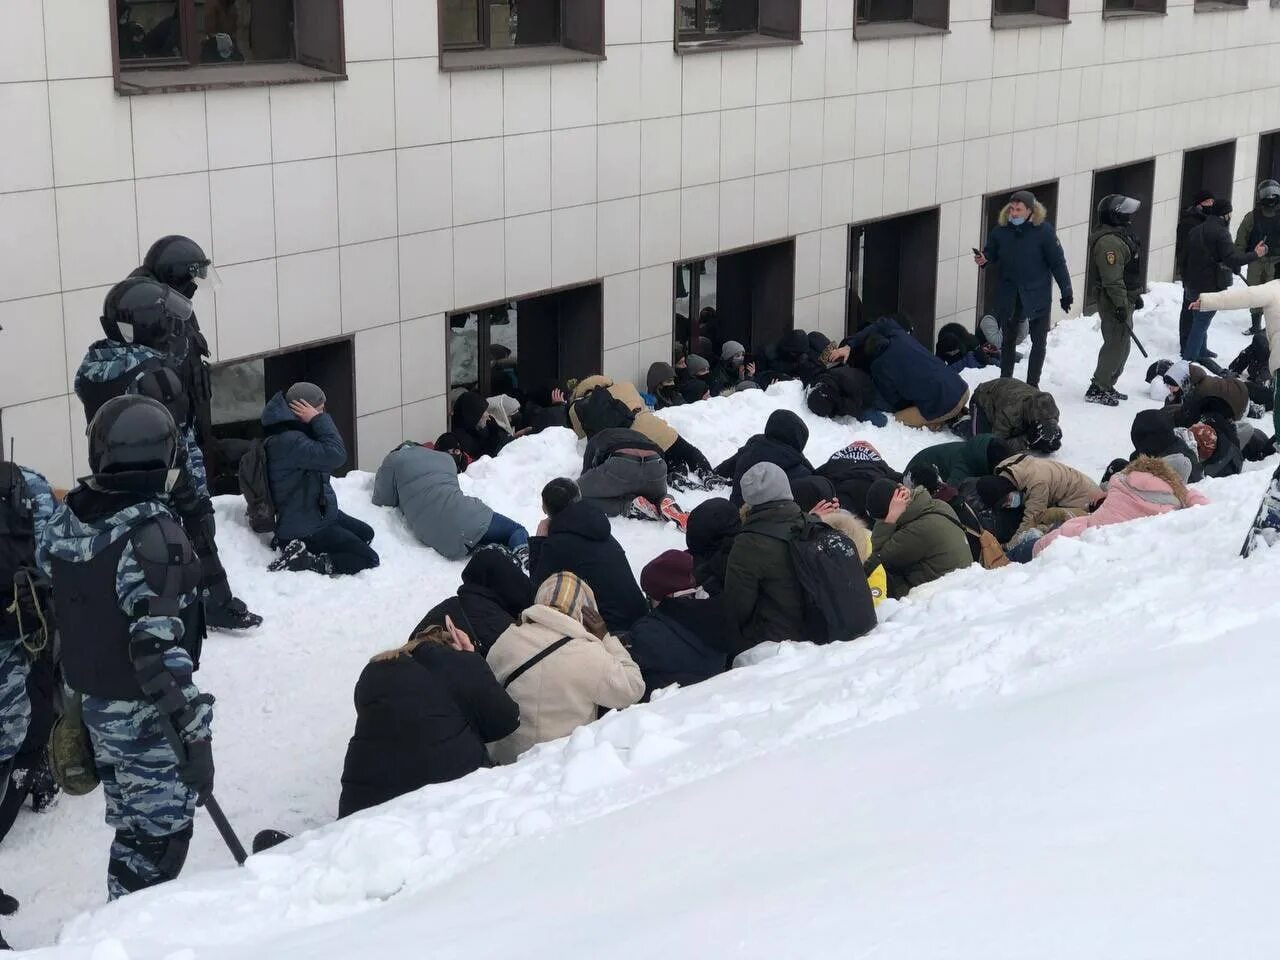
[7,286,1280,958]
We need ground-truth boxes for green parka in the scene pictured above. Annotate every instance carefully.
[905,434,1000,486]
[722,500,807,651]
[869,489,973,599]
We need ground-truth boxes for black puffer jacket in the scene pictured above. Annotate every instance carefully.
[717,410,815,506]
[1180,214,1258,296]
[451,391,511,460]
[411,550,534,655]
[816,443,902,521]
[685,498,741,595]
[338,644,519,818]
[528,500,647,631]
[625,597,730,699]
[765,330,825,385]
[806,366,877,420]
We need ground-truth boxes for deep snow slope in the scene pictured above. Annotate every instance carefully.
[7,287,1280,958]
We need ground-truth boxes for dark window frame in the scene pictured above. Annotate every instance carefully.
[674,0,801,52]
[991,0,1070,27]
[1192,0,1247,11]
[845,206,941,348]
[1101,0,1165,18]
[438,0,605,70]
[855,0,950,39]
[110,0,346,95]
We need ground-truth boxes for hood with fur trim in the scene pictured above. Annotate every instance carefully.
[998,200,1048,227]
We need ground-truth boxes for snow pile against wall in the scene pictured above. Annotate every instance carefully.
[7,291,1280,958]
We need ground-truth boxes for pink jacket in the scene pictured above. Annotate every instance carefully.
[1033,469,1208,555]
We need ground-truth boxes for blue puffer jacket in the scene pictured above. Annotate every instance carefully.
[262,392,346,541]
[845,319,967,422]
[981,200,1073,323]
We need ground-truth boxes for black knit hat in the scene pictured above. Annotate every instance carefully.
[1193,189,1215,205]
[976,476,1017,507]
[907,462,940,495]
[864,478,899,521]
[1214,199,1233,217]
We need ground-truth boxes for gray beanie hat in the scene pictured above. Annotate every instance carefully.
[1009,189,1037,208]
[686,354,710,376]
[286,381,327,407]
[721,340,746,363]
[741,461,793,507]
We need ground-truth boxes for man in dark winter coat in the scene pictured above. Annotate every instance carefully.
[1179,200,1267,361]
[410,550,533,656]
[624,550,729,699]
[905,434,1012,487]
[685,498,740,596]
[806,366,887,426]
[815,440,901,521]
[646,362,685,410]
[263,383,379,576]
[717,410,814,506]
[969,378,1062,453]
[843,317,969,428]
[451,390,512,460]
[864,478,973,599]
[974,190,1073,387]
[529,479,647,632]
[722,463,808,652]
[339,624,519,818]
[1175,191,1217,350]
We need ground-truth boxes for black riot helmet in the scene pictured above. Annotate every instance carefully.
[141,235,218,298]
[101,277,193,355]
[88,395,180,488]
[1258,180,1280,209]
[1098,194,1140,227]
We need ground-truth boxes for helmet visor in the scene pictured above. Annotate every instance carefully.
[1114,196,1141,216]
[193,261,224,291]
[161,286,195,324]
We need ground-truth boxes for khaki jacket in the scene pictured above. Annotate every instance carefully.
[569,375,679,451]
[486,604,644,764]
[996,455,1103,543]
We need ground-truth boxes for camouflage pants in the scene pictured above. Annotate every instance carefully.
[184,427,208,497]
[0,636,31,766]
[82,696,199,900]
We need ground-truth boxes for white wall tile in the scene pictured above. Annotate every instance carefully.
[682,53,723,115]
[882,151,910,216]
[503,132,551,218]
[44,0,112,80]
[0,396,73,488]
[964,79,991,140]
[821,161,854,229]
[719,177,754,252]
[852,155,884,222]
[603,343,640,385]
[791,31,826,102]
[454,220,505,307]
[337,61,397,155]
[793,294,819,333]
[681,113,721,187]
[908,147,937,209]
[638,264,672,341]
[641,0,675,42]
[451,70,505,141]
[206,88,272,169]
[640,117,682,194]
[680,185,719,259]
[825,31,858,99]
[934,141,964,204]
[339,237,401,333]
[397,145,452,234]
[400,315,446,403]
[452,138,505,226]
[883,88,913,154]
[274,158,339,256]
[720,108,756,182]
[794,231,820,299]
[504,66,551,135]
[854,91,886,159]
[551,62,598,129]
[789,99,824,169]
[0,295,64,407]
[392,0,438,58]
[356,408,404,470]
[722,50,759,109]
[602,270,640,350]
[823,96,855,164]
[0,83,53,193]
[136,172,213,262]
[598,122,641,201]
[641,43,683,120]
[214,259,278,360]
[395,58,452,147]
[505,212,552,295]
[210,165,276,265]
[597,197,641,276]
[755,103,790,174]
[754,172,789,242]
[1,0,45,83]
[606,0,644,43]
[355,323,402,414]
[552,126,598,207]
[339,151,398,245]
[49,79,132,186]
[640,190,681,267]
[789,166,822,235]
[343,0,394,61]
[914,35,944,87]
[402,396,447,444]
[55,180,137,289]
[400,229,453,319]
[132,92,208,178]
[60,285,108,388]
[910,86,940,150]
[817,289,846,342]
[598,45,642,124]
[938,83,966,146]
[278,249,341,347]
[819,226,847,293]
[270,83,336,163]
[552,204,598,286]
[756,47,793,105]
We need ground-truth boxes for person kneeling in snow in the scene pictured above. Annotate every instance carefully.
[966,378,1063,454]
[578,428,690,530]
[863,478,973,599]
[410,549,534,657]
[623,550,731,701]
[718,410,815,507]
[339,620,518,818]
[980,455,1104,552]
[373,441,530,568]
[1033,456,1207,558]
[487,572,644,764]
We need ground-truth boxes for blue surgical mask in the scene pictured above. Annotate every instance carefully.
[1009,215,1027,226]
[1005,492,1023,508]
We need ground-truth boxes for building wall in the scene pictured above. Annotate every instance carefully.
[1,0,1278,485]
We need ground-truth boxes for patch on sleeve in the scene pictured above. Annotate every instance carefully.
[1105,250,1117,266]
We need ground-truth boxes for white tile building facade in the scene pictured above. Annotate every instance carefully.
[2,0,1279,485]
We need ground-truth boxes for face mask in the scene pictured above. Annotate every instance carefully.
[1004,492,1023,509]
[1009,216,1027,226]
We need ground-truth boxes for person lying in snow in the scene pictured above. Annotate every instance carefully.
[1102,409,1204,486]
[717,410,815,507]
[372,441,529,567]
[966,378,1062,454]
[904,434,1013,488]
[934,321,1000,371]
[805,365,889,426]
[685,497,741,597]
[338,620,519,818]
[981,454,1104,548]
[1031,456,1208,559]
[487,571,644,764]
[863,478,974,599]
[1186,414,1245,478]
[814,440,902,522]
[622,550,730,701]
[578,428,690,530]
[1160,360,1250,425]
[409,549,534,657]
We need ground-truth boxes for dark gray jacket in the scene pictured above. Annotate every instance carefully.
[372,445,493,560]
[262,391,345,541]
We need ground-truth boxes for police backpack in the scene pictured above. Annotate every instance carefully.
[0,462,35,590]
[573,385,635,436]
[237,439,277,534]
[788,520,877,644]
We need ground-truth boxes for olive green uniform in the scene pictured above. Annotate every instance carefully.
[1089,226,1141,392]
[1235,209,1280,331]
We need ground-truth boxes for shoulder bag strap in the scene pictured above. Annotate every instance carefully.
[503,636,574,689]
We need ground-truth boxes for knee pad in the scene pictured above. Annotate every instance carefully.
[111,824,193,892]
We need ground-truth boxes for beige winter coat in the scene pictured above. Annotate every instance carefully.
[569,375,680,451]
[1197,281,1280,374]
[486,604,644,764]
[996,454,1103,543]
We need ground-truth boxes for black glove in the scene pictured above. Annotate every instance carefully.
[1060,297,1073,313]
[179,738,215,806]
[1134,295,1145,311]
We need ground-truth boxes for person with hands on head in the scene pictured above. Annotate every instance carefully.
[863,478,973,600]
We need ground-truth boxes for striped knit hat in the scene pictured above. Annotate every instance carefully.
[534,571,597,622]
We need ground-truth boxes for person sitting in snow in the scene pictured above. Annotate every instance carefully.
[717,410,815,507]
[685,498,741,597]
[372,441,530,567]
[529,478,648,632]
[966,378,1062,454]
[487,571,644,764]
[410,549,534,657]
[900,463,1000,568]
[451,390,513,461]
[1033,456,1208,558]
[338,620,519,818]
[759,330,826,386]
[863,478,974,599]
[807,498,887,606]
[815,440,902,522]
[905,434,1013,488]
[710,341,762,396]
[622,550,730,700]
[646,362,685,410]
[980,454,1104,551]
[1186,414,1245,478]
[1102,409,1204,486]
[578,428,690,530]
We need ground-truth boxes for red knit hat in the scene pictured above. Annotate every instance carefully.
[640,550,696,602]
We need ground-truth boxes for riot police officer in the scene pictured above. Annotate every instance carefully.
[1085,194,1145,406]
[39,396,214,900]
[75,277,261,630]
[1235,180,1280,335]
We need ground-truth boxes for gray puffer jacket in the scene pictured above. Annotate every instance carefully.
[372,445,493,560]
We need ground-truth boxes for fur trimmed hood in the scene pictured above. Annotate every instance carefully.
[998,200,1048,227]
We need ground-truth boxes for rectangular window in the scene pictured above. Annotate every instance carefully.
[1102,0,1165,15]
[1192,0,1245,10]
[992,0,1069,24]
[675,0,801,50]
[855,0,949,38]
[113,0,345,94]
[846,208,940,348]
[440,0,605,69]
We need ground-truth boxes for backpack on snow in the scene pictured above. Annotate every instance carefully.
[788,520,877,644]
[237,439,277,534]
[574,386,635,436]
